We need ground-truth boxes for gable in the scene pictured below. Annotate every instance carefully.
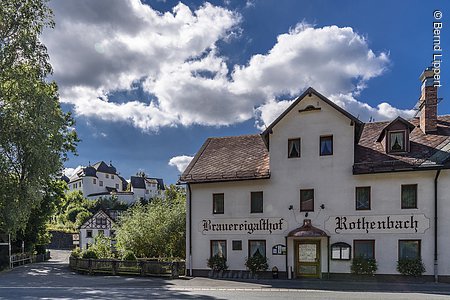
[80,210,114,229]
[261,87,362,149]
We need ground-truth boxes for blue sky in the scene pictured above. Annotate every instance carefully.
[42,0,449,184]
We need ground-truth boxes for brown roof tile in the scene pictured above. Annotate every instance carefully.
[180,134,270,183]
[354,116,450,174]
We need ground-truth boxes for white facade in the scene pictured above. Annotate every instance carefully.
[79,210,116,250]
[183,86,450,281]
[66,161,165,204]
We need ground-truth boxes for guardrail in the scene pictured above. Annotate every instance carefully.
[69,257,185,278]
[10,252,51,268]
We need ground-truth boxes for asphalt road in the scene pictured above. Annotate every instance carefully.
[1,250,450,299]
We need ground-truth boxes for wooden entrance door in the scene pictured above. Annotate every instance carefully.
[295,240,321,278]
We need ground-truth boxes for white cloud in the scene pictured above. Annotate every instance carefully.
[43,1,414,132]
[169,155,194,173]
[64,166,83,178]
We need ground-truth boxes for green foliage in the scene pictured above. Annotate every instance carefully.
[71,247,82,258]
[397,258,425,276]
[66,207,88,223]
[87,234,114,259]
[351,257,378,275]
[92,196,129,212]
[0,0,78,238]
[207,255,228,271]
[115,191,186,258]
[245,252,269,274]
[81,249,98,259]
[121,250,137,261]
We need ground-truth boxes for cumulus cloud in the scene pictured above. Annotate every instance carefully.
[43,1,414,132]
[64,166,83,178]
[169,155,194,173]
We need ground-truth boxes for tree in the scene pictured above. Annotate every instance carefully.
[0,0,78,237]
[115,192,186,258]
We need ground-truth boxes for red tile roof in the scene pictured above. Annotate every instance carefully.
[181,117,450,182]
[180,134,270,183]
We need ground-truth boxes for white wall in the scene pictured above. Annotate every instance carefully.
[189,93,444,276]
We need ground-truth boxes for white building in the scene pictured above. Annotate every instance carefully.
[65,161,165,204]
[79,210,118,250]
[130,176,166,202]
[181,68,450,282]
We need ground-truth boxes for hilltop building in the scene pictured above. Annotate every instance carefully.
[64,161,165,204]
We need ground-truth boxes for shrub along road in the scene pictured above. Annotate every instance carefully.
[1,250,450,299]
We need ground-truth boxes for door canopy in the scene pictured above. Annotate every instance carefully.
[288,219,328,237]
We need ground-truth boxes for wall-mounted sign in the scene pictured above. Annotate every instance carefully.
[272,244,286,255]
[324,214,429,234]
[200,218,287,235]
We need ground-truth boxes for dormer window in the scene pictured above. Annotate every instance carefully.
[377,117,414,154]
[389,131,406,152]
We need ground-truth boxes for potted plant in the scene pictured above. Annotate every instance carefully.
[397,258,425,277]
[245,251,268,278]
[351,257,378,277]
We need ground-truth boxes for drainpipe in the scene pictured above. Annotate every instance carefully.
[327,236,330,280]
[285,236,288,279]
[434,169,441,283]
[186,183,193,277]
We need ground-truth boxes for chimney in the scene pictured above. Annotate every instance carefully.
[419,67,438,133]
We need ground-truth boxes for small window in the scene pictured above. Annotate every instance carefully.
[232,240,242,251]
[248,240,266,257]
[115,184,119,189]
[96,218,107,226]
[106,174,109,179]
[354,240,375,259]
[99,181,103,187]
[213,193,224,214]
[74,183,77,189]
[250,191,263,213]
[288,138,301,158]
[331,242,351,260]
[300,189,314,212]
[110,230,116,238]
[389,131,406,152]
[79,181,82,187]
[356,187,371,210]
[146,189,149,194]
[86,230,93,238]
[111,175,115,179]
[211,240,227,258]
[93,178,97,184]
[399,240,421,260]
[402,184,417,209]
[320,135,333,156]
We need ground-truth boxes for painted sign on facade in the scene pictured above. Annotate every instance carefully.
[325,214,430,234]
[200,218,287,235]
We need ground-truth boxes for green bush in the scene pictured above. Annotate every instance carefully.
[351,257,378,275]
[397,258,425,276]
[71,247,82,258]
[122,250,137,261]
[207,255,228,271]
[81,249,98,259]
[245,252,268,274]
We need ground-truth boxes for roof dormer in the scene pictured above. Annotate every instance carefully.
[376,116,415,154]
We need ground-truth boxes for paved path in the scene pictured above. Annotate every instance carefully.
[1,250,450,299]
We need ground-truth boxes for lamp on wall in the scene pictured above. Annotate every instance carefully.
[304,212,308,217]
[320,204,325,209]
[288,205,293,210]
